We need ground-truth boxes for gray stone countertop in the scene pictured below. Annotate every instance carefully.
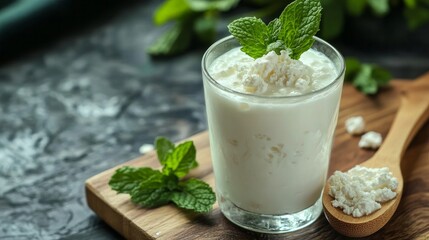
[0,1,428,239]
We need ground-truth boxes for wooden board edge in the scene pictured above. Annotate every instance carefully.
[85,181,154,240]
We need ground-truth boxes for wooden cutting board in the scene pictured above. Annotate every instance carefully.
[85,74,429,240]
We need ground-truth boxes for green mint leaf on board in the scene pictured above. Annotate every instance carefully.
[345,57,392,95]
[171,179,216,213]
[130,172,174,208]
[109,137,215,213]
[227,0,322,60]
[109,167,160,194]
[155,137,175,165]
[163,141,198,178]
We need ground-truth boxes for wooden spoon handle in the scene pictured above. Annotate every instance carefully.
[375,75,429,162]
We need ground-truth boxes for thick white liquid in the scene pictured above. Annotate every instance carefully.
[204,48,343,214]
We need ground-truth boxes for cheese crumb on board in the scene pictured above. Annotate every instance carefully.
[359,131,382,149]
[139,144,154,154]
[328,165,398,217]
[345,116,365,135]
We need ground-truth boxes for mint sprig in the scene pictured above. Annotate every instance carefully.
[163,141,198,178]
[109,137,216,213]
[172,179,216,212]
[345,57,391,95]
[227,0,322,59]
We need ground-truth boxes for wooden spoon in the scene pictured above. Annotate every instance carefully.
[322,73,429,237]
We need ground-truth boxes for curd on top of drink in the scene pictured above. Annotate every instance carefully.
[209,48,337,96]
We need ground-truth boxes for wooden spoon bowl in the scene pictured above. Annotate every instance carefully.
[322,73,429,237]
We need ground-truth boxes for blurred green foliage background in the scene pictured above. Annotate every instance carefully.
[149,0,429,94]
[148,0,429,57]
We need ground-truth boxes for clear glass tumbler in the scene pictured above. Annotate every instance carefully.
[202,36,345,233]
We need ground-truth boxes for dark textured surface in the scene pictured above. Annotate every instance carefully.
[0,1,429,240]
[0,1,205,239]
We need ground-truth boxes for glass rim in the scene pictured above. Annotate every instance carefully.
[201,35,345,100]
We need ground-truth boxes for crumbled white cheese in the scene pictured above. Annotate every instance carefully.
[139,144,154,154]
[345,116,365,135]
[209,48,337,96]
[359,131,382,149]
[328,165,398,217]
[242,50,314,94]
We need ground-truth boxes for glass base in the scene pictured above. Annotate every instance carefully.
[219,195,322,234]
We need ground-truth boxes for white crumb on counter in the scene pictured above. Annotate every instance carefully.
[139,144,154,154]
[359,131,382,149]
[328,165,398,217]
[345,116,365,135]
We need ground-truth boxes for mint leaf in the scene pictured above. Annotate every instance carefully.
[227,0,322,60]
[346,0,367,16]
[171,179,216,213]
[153,0,191,25]
[367,0,389,16]
[404,7,429,30]
[163,141,198,178]
[266,19,286,54]
[354,64,378,94]
[345,57,392,95]
[279,0,322,59]
[266,40,287,55]
[267,18,281,42]
[371,65,391,87]
[404,0,416,8]
[194,14,217,44]
[130,172,175,208]
[155,137,175,166]
[109,167,159,194]
[187,0,239,11]
[227,17,269,58]
[148,22,192,56]
[345,57,362,80]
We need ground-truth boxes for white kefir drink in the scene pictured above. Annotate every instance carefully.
[202,36,345,233]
